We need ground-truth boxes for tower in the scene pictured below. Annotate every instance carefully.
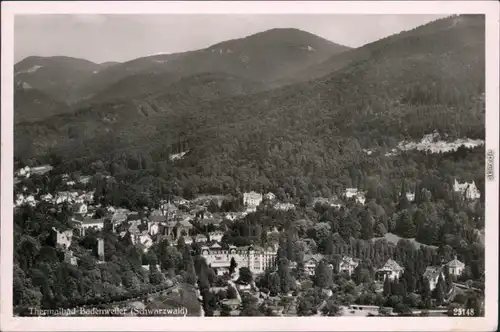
[97,238,105,262]
[248,246,255,273]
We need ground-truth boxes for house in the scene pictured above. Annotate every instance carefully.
[345,188,359,199]
[423,266,444,291]
[138,234,154,252]
[243,191,263,208]
[208,231,224,242]
[17,166,31,177]
[64,250,78,266]
[274,202,295,211]
[195,234,209,243]
[446,256,465,277]
[74,203,88,215]
[30,165,53,176]
[406,192,415,202]
[453,179,481,200]
[41,193,53,202]
[141,264,161,271]
[148,222,161,236]
[78,218,105,236]
[376,259,404,281]
[303,254,325,276]
[79,175,92,184]
[52,227,73,249]
[264,192,276,201]
[15,194,25,207]
[221,298,241,310]
[338,256,360,276]
[355,194,366,205]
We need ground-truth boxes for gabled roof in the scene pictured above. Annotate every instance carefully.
[303,253,324,264]
[446,257,465,268]
[82,217,105,225]
[149,215,167,223]
[379,259,404,272]
[423,266,443,280]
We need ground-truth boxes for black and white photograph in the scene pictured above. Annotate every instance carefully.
[1,1,498,331]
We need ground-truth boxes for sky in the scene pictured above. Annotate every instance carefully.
[14,14,448,64]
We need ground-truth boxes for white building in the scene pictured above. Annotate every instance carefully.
[41,193,53,202]
[208,231,224,242]
[243,191,263,208]
[303,254,329,276]
[423,266,444,291]
[446,256,465,277]
[264,192,276,201]
[355,194,366,205]
[376,259,404,281]
[338,256,360,276]
[195,234,209,243]
[345,188,359,199]
[74,203,88,215]
[453,179,481,200]
[406,192,415,202]
[52,227,73,249]
[17,166,31,177]
[201,245,276,275]
[274,202,296,211]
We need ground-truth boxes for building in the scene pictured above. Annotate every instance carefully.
[16,166,31,177]
[345,188,359,199]
[355,194,366,205]
[376,259,404,281]
[41,193,53,202]
[208,231,224,242]
[423,266,444,291]
[75,217,105,236]
[338,256,360,276]
[137,234,154,252]
[406,192,415,202]
[303,254,326,276]
[243,191,263,208]
[264,192,276,201]
[74,203,88,215]
[30,165,53,175]
[97,238,105,262]
[148,221,161,236]
[453,179,481,200]
[52,227,73,249]
[165,218,193,240]
[195,234,209,243]
[446,256,465,277]
[64,250,78,266]
[274,202,295,211]
[201,245,277,275]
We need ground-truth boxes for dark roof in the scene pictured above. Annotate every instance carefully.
[149,215,167,223]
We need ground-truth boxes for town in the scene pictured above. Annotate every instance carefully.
[13,162,485,317]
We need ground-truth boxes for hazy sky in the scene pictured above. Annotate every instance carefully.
[15,14,447,64]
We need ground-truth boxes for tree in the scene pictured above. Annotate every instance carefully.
[276,258,293,294]
[360,210,374,240]
[238,267,253,284]
[396,211,416,238]
[229,257,238,275]
[383,277,392,297]
[314,261,333,289]
[268,272,281,296]
[148,265,164,285]
[227,286,238,299]
[435,274,446,306]
[321,300,342,316]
